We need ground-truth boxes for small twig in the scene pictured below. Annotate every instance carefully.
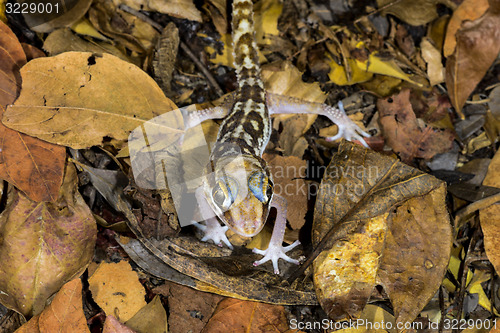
[439,286,445,333]
[118,4,224,97]
[353,0,404,24]
[454,230,478,333]
[454,192,500,228]
[465,98,491,105]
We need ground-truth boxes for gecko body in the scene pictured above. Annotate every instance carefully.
[189,0,369,274]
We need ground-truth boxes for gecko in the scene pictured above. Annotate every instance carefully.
[182,0,369,274]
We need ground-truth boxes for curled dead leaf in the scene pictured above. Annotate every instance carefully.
[201,298,289,333]
[377,89,455,163]
[445,1,500,117]
[0,164,96,317]
[313,141,452,324]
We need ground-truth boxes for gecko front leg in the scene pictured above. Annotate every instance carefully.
[266,93,370,147]
[193,186,233,249]
[252,195,301,274]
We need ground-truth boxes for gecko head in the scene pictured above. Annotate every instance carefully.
[206,155,273,237]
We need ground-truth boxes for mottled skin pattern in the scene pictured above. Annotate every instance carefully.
[205,0,273,237]
[195,0,369,273]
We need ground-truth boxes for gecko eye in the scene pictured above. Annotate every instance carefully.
[211,177,237,211]
[249,172,271,203]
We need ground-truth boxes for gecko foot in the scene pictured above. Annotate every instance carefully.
[325,102,370,147]
[193,221,234,249]
[253,240,301,274]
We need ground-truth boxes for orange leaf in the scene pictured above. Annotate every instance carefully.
[16,279,90,332]
[0,21,65,202]
[202,298,289,333]
[445,0,500,117]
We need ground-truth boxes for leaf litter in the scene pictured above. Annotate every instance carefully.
[1,0,500,332]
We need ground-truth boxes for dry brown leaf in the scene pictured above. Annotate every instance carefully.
[479,149,500,275]
[377,89,455,163]
[313,141,451,323]
[103,315,137,333]
[445,0,500,117]
[153,281,223,333]
[43,28,131,62]
[89,260,147,322]
[377,0,452,26]
[0,21,66,202]
[21,43,46,60]
[125,295,168,333]
[263,154,307,230]
[378,185,451,326]
[201,298,289,333]
[204,0,228,36]
[116,0,202,22]
[480,205,500,276]
[15,279,89,332]
[421,37,444,86]
[20,0,93,33]
[3,52,178,149]
[0,164,96,317]
[443,0,489,57]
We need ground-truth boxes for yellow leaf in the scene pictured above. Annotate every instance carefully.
[328,56,373,85]
[355,52,423,87]
[89,261,147,322]
[254,0,282,44]
[467,271,499,315]
[71,17,107,40]
[0,0,6,23]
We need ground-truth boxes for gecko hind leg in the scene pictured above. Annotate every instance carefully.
[252,195,301,274]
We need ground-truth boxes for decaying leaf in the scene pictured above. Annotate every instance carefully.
[421,37,444,86]
[445,0,500,117]
[152,279,223,333]
[152,22,180,96]
[377,0,452,26]
[89,260,147,322]
[443,0,489,57]
[201,298,289,333]
[3,52,179,149]
[313,141,452,324]
[103,316,136,333]
[0,21,66,202]
[120,211,316,305]
[89,0,160,53]
[117,0,202,22]
[0,164,96,317]
[263,154,307,230]
[44,28,131,62]
[19,0,92,33]
[204,0,228,36]
[125,295,168,333]
[15,279,89,332]
[479,149,500,275]
[377,89,455,162]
